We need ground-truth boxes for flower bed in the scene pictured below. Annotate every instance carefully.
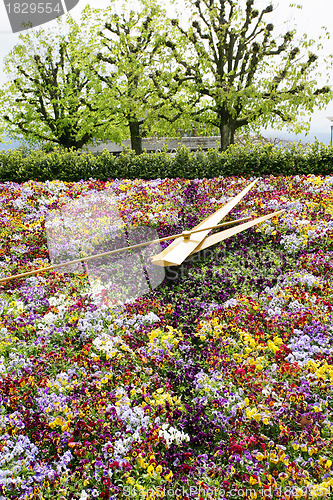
[0,175,332,500]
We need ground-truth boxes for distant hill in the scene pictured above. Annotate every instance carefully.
[1,131,330,153]
[263,130,330,147]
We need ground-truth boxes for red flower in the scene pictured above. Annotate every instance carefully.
[110,461,120,469]
[99,490,110,499]
[222,481,230,490]
[101,477,111,487]
[248,436,257,447]
[229,439,243,454]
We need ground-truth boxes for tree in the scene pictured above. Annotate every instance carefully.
[91,1,190,155]
[0,17,117,150]
[164,0,333,150]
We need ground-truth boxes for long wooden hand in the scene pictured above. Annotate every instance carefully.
[150,179,259,266]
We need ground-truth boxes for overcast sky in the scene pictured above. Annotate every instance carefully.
[1,0,333,145]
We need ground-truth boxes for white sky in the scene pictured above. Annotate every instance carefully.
[1,0,333,144]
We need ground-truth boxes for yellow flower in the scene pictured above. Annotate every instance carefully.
[270,452,279,464]
[137,456,146,468]
[245,407,255,419]
[147,464,155,477]
[294,487,304,498]
[164,471,173,482]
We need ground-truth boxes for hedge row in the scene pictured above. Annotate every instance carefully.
[0,141,333,183]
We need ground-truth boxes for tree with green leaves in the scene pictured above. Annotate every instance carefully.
[0,17,117,150]
[91,1,190,155]
[165,0,333,150]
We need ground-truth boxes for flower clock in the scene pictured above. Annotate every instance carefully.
[0,174,332,500]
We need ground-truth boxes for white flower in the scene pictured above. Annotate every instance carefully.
[42,312,57,325]
[262,387,271,397]
[288,300,304,312]
[223,298,239,308]
[142,312,160,323]
[158,425,190,448]
[286,353,295,363]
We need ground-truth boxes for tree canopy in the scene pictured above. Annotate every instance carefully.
[164,0,333,150]
[0,17,115,150]
[0,0,332,153]
[90,0,190,155]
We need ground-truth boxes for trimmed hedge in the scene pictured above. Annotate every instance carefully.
[0,141,333,183]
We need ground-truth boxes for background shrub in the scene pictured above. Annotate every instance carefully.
[0,141,332,183]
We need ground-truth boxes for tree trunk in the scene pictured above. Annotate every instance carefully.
[58,130,91,150]
[129,120,143,155]
[219,121,235,151]
[59,136,80,150]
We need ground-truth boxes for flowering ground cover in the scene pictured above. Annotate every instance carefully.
[0,174,332,500]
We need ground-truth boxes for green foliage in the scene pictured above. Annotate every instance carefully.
[1,141,333,183]
[164,0,333,150]
[89,1,187,155]
[0,17,115,150]
[0,148,115,183]
[1,0,331,155]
